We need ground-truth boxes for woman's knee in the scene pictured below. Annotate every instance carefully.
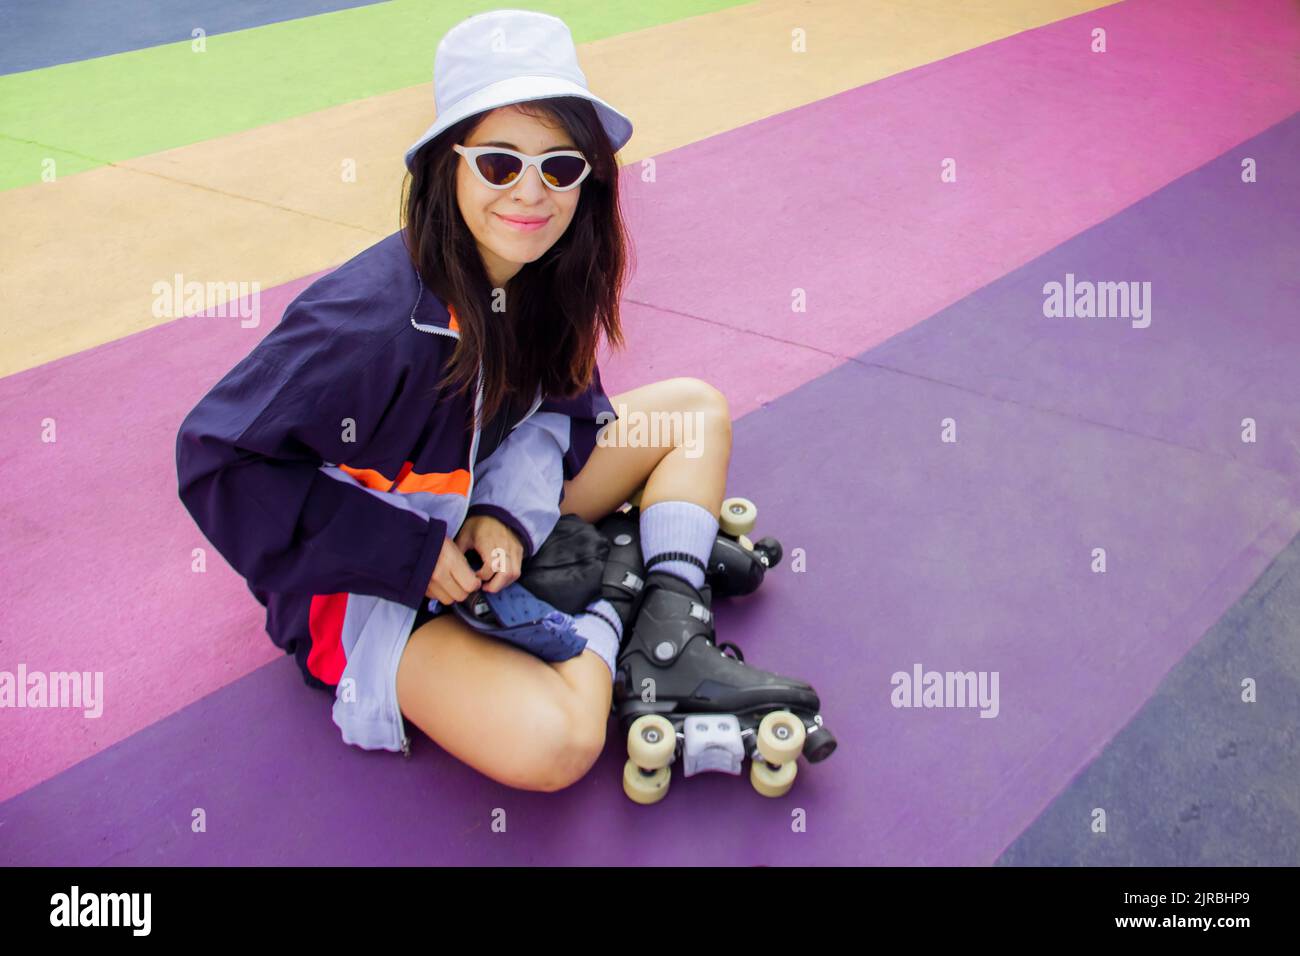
[398,621,601,793]
[494,692,607,793]
[665,376,730,420]
[652,378,731,452]
[538,705,608,792]
[483,699,574,793]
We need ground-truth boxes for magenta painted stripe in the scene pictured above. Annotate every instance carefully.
[2,0,1297,802]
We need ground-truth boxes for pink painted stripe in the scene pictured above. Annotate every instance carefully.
[0,275,323,802]
[2,0,1297,802]
[614,0,1299,358]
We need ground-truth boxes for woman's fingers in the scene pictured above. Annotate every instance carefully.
[446,547,482,599]
[430,537,481,603]
[449,516,524,596]
[486,538,525,593]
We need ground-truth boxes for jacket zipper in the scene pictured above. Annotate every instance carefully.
[408,316,544,497]
[408,297,552,759]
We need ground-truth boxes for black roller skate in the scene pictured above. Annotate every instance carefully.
[622,489,783,599]
[591,506,650,635]
[600,502,835,805]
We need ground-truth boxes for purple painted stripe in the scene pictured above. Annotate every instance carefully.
[0,0,389,76]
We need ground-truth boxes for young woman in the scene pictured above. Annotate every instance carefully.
[176,11,742,792]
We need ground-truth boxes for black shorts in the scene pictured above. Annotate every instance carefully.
[409,598,441,636]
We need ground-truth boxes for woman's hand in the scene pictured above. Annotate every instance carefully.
[454,514,525,594]
[425,536,483,605]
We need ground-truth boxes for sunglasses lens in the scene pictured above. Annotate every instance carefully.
[470,151,588,189]
[540,155,588,188]
[474,152,524,186]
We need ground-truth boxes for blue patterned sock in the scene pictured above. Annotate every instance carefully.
[573,598,622,680]
[639,500,718,590]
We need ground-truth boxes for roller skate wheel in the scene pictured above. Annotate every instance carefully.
[754,536,783,569]
[756,711,806,765]
[750,757,798,798]
[627,714,676,769]
[720,497,757,537]
[623,759,671,805]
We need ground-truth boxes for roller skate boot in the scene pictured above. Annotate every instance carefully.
[593,506,649,634]
[613,568,837,805]
[708,496,782,598]
[622,488,782,599]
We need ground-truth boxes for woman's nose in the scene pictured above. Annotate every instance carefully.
[509,163,550,199]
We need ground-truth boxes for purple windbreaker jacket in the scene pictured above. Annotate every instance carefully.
[175,229,617,752]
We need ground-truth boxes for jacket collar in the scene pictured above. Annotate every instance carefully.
[407,265,459,336]
[394,231,602,422]
[387,228,457,336]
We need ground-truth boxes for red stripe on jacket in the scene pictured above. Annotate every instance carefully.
[306,593,350,686]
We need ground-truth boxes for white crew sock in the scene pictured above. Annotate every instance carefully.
[573,598,622,680]
[639,500,718,590]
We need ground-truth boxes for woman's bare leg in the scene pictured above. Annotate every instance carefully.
[396,613,607,792]
[396,377,732,793]
[558,376,733,525]
[550,376,732,731]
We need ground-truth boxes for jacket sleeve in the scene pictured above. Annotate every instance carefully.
[175,350,445,609]
[558,360,619,482]
[465,411,568,561]
[465,362,620,560]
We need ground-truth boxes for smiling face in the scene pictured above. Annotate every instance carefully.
[455,104,584,291]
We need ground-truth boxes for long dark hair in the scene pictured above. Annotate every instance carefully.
[400,96,632,435]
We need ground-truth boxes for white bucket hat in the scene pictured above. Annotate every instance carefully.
[404,9,635,172]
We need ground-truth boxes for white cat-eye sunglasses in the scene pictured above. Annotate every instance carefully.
[453,144,593,192]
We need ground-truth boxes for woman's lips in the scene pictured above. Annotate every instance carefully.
[496,213,551,233]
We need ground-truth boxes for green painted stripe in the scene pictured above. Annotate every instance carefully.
[0,0,749,192]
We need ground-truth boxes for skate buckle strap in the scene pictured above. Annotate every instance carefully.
[619,569,644,593]
[649,597,714,663]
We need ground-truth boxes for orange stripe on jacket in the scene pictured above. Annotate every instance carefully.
[395,468,470,496]
[339,460,470,497]
[337,463,392,490]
